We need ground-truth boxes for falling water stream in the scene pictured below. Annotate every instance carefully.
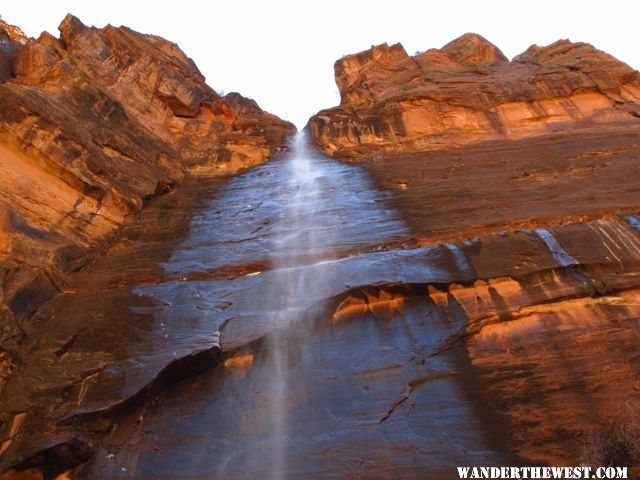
[262,131,397,479]
[266,131,334,480]
[93,131,509,479]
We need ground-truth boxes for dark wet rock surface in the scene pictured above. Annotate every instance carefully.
[0,174,227,477]
[89,298,510,480]
[2,134,640,478]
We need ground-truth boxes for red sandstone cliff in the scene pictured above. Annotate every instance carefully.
[303,36,640,470]
[3,25,640,479]
[0,15,294,359]
[309,34,640,157]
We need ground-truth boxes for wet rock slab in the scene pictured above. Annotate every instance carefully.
[0,177,226,477]
[84,232,640,478]
[3,139,640,477]
[88,298,511,479]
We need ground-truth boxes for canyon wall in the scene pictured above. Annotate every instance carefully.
[2,25,640,479]
[309,34,640,158]
[0,15,295,363]
[305,35,640,470]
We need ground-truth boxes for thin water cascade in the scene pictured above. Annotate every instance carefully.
[266,131,341,480]
[115,130,509,480]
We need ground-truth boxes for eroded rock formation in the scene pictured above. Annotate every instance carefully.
[0,15,294,369]
[309,34,640,157]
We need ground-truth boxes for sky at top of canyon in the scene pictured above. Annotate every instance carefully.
[2,0,638,128]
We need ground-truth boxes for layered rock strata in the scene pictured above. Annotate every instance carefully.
[299,36,640,473]
[3,27,640,480]
[4,177,639,478]
[2,124,640,477]
[0,15,294,367]
[309,34,640,157]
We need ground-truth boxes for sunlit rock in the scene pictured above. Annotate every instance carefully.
[0,15,295,356]
[309,35,640,157]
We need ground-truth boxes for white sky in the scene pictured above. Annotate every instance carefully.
[2,1,639,128]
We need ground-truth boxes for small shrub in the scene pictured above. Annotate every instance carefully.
[583,401,640,467]
[576,279,612,298]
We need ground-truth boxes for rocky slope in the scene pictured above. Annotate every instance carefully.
[0,14,294,378]
[309,34,640,157]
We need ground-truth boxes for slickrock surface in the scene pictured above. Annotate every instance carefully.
[309,34,640,157]
[0,14,294,385]
[4,133,640,478]
[361,127,640,243]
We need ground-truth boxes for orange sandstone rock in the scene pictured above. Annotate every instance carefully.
[0,15,294,349]
[309,34,640,157]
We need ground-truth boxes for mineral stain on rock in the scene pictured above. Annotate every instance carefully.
[1,15,640,480]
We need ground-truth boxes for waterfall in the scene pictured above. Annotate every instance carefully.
[150,129,409,479]
[267,131,336,480]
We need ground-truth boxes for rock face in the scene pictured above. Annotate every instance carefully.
[3,26,640,480]
[0,15,294,365]
[0,18,28,82]
[3,130,638,478]
[309,34,640,157]
[301,35,640,474]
